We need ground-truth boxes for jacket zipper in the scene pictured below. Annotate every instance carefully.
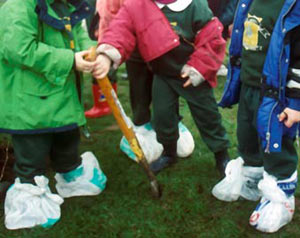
[265,102,278,153]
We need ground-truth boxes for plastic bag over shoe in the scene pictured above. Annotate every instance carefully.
[55,151,107,198]
[5,176,63,230]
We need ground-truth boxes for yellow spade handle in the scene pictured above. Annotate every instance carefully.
[86,47,161,197]
[96,76,144,160]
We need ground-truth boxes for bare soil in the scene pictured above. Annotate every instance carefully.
[0,142,14,183]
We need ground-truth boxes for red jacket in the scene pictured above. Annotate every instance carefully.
[99,0,226,87]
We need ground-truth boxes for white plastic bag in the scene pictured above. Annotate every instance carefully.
[120,121,194,163]
[212,157,264,202]
[120,122,163,163]
[241,166,263,201]
[249,171,296,233]
[212,157,244,201]
[55,151,107,198]
[5,176,63,230]
[177,122,195,158]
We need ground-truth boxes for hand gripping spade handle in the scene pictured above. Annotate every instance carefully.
[86,47,161,198]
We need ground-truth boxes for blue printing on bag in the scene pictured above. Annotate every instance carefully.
[90,168,107,191]
[120,137,137,160]
[62,166,83,183]
[41,218,60,228]
[178,122,188,132]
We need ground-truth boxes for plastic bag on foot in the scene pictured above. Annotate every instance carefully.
[5,176,63,230]
[249,171,297,233]
[177,122,195,158]
[120,121,194,163]
[212,157,244,201]
[55,151,107,198]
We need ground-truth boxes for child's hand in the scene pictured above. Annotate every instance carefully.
[278,108,300,128]
[92,54,112,79]
[181,65,205,87]
[75,50,95,73]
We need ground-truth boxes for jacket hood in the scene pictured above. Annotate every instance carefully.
[35,0,93,30]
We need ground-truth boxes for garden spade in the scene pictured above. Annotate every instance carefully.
[86,47,161,198]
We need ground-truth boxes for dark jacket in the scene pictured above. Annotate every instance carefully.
[208,0,238,38]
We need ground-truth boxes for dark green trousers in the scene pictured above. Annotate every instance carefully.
[126,49,181,126]
[126,54,153,126]
[237,84,298,179]
[12,128,81,184]
[152,74,229,153]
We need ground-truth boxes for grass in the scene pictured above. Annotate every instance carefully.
[1,70,300,238]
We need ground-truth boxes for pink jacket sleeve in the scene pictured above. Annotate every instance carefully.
[98,4,137,65]
[187,18,226,88]
[97,0,125,41]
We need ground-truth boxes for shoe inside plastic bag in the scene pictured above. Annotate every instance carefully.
[177,122,195,158]
[55,151,107,198]
[212,157,263,202]
[240,166,264,201]
[249,171,297,233]
[120,121,163,163]
[5,176,63,230]
[212,157,244,202]
[120,121,194,163]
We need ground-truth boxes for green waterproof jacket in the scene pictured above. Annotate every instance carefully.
[0,0,94,134]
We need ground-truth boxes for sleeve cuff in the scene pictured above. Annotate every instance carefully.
[287,97,300,111]
[96,44,121,69]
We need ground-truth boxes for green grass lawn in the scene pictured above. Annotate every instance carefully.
[1,71,300,238]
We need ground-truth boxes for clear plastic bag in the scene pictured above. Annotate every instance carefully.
[120,121,194,163]
[212,157,264,202]
[177,122,195,158]
[212,157,244,201]
[249,171,297,233]
[5,176,63,230]
[55,151,107,198]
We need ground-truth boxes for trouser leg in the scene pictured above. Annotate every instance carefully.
[152,74,179,145]
[12,133,52,184]
[237,84,263,167]
[184,82,229,153]
[50,128,82,173]
[263,137,297,179]
[126,58,153,126]
[163,78,229,153]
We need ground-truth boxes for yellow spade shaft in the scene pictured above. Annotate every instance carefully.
[87,48,161,197]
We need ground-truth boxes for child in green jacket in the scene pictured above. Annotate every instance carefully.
[0,0,106,229]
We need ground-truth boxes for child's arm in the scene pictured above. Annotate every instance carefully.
[185,18,226,88]
[96,3,137,70]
